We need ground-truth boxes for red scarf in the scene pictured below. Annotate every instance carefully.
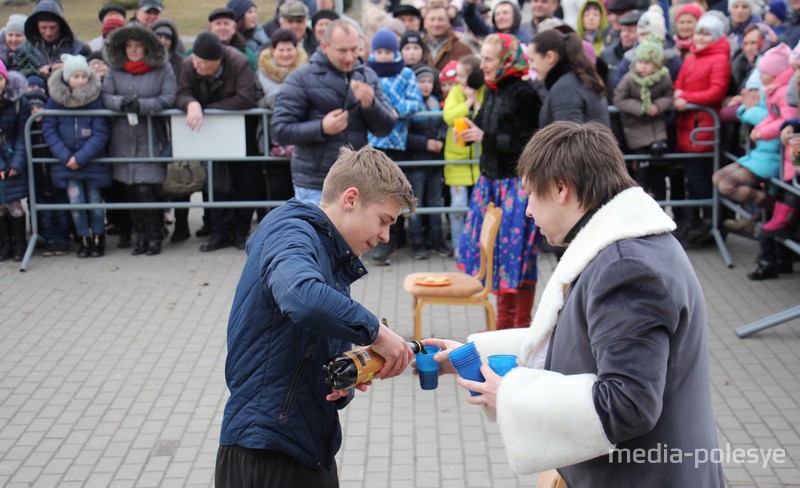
[123,60,154,75]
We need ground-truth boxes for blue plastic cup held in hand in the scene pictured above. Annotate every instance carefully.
[415,346,441,390]
[488,355,518,377]
[448,342,485,396]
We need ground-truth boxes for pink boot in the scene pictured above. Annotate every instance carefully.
[757,202,797,238]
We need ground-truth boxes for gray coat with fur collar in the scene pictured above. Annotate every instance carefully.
[102,25,176,185]
[469,188,725,487]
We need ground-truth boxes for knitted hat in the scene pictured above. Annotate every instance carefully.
[400,29,424,49]
[227,0,256,21]
[208,7,236,23]
[675,3,704,22]
[98,4,127,22]
[635,34,665,65]
[371,28,398,53]
[102,16,125,37]
[60,54,89,82]
[767,0,787,22]
[758,42,791,76]
[0,59,7,81]
[377,18,405,38]
[5,14,26,35]
[138,0,164,12]
[27,75,46,91]
[637,5,667,40]
[279,0,309,20]
[695,12,726,40]
[153,23,174,39]
[25,89,48,107]
[193,31,224,60]
[311,9,339,29]
[439,60,457,83]
[413,64,435,80]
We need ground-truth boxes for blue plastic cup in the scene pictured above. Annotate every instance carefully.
[448,342,485,396]
[488,355,518,377]
[415,346,441,390]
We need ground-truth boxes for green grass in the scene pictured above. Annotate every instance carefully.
[0,0,278,46]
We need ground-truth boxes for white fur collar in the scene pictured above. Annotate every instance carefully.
[522,187,676,367]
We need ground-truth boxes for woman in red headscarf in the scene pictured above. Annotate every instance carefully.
[458,33,542,330]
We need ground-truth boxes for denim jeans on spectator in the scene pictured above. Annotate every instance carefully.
[294,185,323,206]
[66,179,105,237]
[37,190,72,245]
[405,167,444,245]
[449,185,470,251]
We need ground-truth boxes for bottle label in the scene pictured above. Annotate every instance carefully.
[343,347,385,385]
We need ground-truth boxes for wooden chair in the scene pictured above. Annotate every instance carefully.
[403,203,503,340]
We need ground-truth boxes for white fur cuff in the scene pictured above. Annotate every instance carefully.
[468,328,529,361]
[497,368,615,475]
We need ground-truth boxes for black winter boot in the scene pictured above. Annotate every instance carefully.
[171,208,190,242]
[76,236,91,258]
[91,233,105,257]
[0,215,11,261]
[131,235,147,255]
[9,215,27,262]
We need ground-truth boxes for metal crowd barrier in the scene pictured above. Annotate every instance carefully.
[20,105,726,271]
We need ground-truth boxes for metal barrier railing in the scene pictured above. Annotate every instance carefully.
[20,105,727,270]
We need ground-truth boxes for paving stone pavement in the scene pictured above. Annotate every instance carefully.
[0,223,798,487]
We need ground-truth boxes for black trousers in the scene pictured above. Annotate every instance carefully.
[215,444,339,488]
[128,184,163,241]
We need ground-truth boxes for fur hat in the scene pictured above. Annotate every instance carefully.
[695,12,726,40]
[675,3,704,22]
[635,34,664,65]
[61,54,89,82]
[439,60,458,83]
[193,31,224,60]
[637,5,666,40]
[5,14,26,35]
[270,27,297,46]
[227,0,256,21]
[728,0,761,16]
[758,42,791,76]
[371,28,398,53]
[767,0,787,22]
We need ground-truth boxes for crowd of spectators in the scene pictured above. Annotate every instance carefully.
[0,0,797,282]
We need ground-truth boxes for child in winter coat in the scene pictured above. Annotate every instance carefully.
[577,0,609,56]
[673,13,731,243]
[366,28,424,265]
[405,64,449,259]
[442,54,484,255]
[0,61,31,262]
[28,88,73,256]
[42,54,111,258]
[613,34,674,198]
[713,43,793,233]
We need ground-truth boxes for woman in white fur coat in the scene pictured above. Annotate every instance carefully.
[423,122,725,488]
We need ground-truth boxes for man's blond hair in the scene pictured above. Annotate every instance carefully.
[321,146,417,213]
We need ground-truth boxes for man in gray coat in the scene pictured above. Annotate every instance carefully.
[270,20,396,205]
[426,122,725,487]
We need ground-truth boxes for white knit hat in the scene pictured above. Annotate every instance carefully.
[695,12,726,41]
[637,5,667,40]
[728,0,762,16]
[61,54,90,82]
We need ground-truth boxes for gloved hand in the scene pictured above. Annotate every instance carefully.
[120,95,139,114]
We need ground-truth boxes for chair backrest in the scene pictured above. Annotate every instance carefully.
[474,202,503,297]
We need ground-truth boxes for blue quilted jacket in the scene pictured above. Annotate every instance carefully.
[220,199,380,469]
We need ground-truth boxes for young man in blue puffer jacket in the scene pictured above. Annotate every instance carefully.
[216,146,417,488]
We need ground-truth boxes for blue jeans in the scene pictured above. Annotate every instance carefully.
[449,185,470,252]
[293,185,323,206]
[37,190,72,245]
[66,179,105,237]
[404,167,444,245]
